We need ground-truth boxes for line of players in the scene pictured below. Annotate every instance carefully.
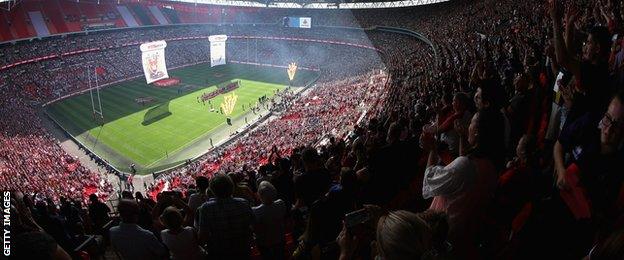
[194,89,277,115]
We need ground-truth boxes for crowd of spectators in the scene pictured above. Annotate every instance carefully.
[145,0,624,258]
[0,84,114,206]
[0,18,390,222]
[1,25,381,103]
[363,0,624,258]
[5,0,624,258]
[147,71,386,198]
[0,23,387,211]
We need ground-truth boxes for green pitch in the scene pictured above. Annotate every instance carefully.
[45,63,318,174]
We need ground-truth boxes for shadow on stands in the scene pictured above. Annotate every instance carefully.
[73,219,118,260]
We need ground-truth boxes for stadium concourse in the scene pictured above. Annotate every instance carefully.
[3,0,624,259]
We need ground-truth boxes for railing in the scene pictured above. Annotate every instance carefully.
[72,219,117,260]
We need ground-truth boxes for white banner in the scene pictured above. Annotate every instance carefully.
[140,40,169,84]
[209,35,227,67]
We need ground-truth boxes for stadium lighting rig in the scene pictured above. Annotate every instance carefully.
[0,0,21,11]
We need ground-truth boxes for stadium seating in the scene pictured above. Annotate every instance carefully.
[6,6,33,38]
[161,7,181,24]
[0,11,14,41]
[5,0,624,259]
[42,1,69,34]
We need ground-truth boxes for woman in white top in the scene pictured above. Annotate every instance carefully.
[422,108,505,259]
[160,206,207,260]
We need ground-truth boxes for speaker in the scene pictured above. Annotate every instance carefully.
[226,117,232,125]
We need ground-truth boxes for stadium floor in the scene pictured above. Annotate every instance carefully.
[45,63,319,174]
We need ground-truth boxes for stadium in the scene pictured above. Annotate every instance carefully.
[2,0,624,259]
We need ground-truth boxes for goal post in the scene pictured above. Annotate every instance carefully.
[88,65,104,123]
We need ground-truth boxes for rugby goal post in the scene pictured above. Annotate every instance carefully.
[88,65,104,123]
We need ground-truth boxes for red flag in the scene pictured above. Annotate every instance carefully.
[559,163,591,219]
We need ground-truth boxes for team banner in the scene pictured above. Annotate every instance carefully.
[209,35,227,67]
[140,40,169,84]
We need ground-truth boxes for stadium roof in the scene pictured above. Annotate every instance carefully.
[170,0,448,9]
[0,0,20,11]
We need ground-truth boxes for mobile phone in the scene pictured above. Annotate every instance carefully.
[345,208,370,229]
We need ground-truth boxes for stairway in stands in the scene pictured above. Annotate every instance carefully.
[128,4,154,26]
[23,1,54,35]
[161,8,180,24]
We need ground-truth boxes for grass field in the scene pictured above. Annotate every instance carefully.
[46,63,319,174]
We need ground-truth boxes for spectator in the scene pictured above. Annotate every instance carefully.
[12,231,72,260]
[230,172,259,206]
[422,110,503,258]
[135,192,156,231]
[495,134,543,225]
[87,194,111,233]
[253,181,288,260]
[272,158,295,205]
[438,92,473,157]
[187,176,209,226]
[375,210,435,260]
[550,1,612,121]
[197,174,254,259]
[569,92,624,237]
[188,176,209,212]
[294,147,331,208]
[298,168,359,259]
[337,209,451,260]
[505,73,531,149]
[109,199,167,260]
[160,206,207,260]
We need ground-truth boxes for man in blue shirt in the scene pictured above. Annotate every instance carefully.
[109,199,167,260]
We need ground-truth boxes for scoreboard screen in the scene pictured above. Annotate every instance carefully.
[283,17,311,28]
